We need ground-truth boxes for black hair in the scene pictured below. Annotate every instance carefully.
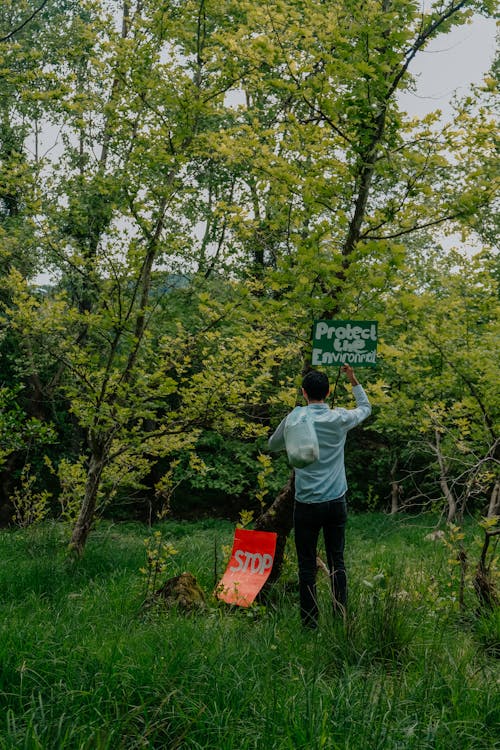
[302,370,329,401]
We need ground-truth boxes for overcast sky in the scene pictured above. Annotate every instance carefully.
[398,14,497,118]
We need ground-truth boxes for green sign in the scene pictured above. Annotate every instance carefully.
[312,320,378,367]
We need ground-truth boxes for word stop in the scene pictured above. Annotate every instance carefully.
[230,550,273,575]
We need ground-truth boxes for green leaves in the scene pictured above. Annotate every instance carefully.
[0,0,497,543]
[0,386,56,470]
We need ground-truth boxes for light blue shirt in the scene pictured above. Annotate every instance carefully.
[268,385,371,503]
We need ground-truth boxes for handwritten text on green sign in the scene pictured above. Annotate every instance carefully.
[312,320,377,367]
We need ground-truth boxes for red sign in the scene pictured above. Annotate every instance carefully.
[216,529,277,607]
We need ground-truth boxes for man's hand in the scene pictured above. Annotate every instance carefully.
[341,364,359,386]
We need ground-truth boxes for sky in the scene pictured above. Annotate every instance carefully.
[398,14,497,118]
[398,13,497,254]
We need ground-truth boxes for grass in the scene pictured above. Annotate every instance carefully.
[0,513,498,749]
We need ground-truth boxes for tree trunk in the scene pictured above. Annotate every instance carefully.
[390,457,400,514]
[434,429,457,523]
[254,471,295,583]
[487,480,500,519]
[390,482,400,515]
[474,528,500,610]
[441,473,456,523]
[69,439,107,556]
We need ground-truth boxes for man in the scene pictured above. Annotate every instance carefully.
[268,365,371,628]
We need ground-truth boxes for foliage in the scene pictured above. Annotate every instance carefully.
[44,454,88,524]
[0,386,56,471]
[373,249,499,517]
[10,464,51,528]
[0,0,498,541]
[169,431,289,511]
[140,529,178,602]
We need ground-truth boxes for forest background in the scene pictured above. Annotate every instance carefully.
[0,0,498,556]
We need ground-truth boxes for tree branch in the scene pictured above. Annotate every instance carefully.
[361,212,462,240]
[0,0,49,42]
[388,0,471,100]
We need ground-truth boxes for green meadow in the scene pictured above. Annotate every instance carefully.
[1,514,498,750]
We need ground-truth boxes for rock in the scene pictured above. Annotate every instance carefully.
[154,572,206,611]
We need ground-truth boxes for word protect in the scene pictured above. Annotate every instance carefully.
[312,319,378,367]
[314,321,377,342]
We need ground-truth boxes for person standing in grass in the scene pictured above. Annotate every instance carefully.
[268,365,371,629]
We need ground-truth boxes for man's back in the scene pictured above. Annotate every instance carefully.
[295,385,371,502]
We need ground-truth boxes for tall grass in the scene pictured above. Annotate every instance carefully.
[0,515,498,749]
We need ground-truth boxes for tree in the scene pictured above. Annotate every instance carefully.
[2,0,300,552]
[0,0,85,519]
[1,0,497,559]
[200,0,497,573]
[374,248,499,521]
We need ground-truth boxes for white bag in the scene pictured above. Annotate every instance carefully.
[284,407,319,468]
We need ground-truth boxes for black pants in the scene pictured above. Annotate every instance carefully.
[293,496,347,628]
